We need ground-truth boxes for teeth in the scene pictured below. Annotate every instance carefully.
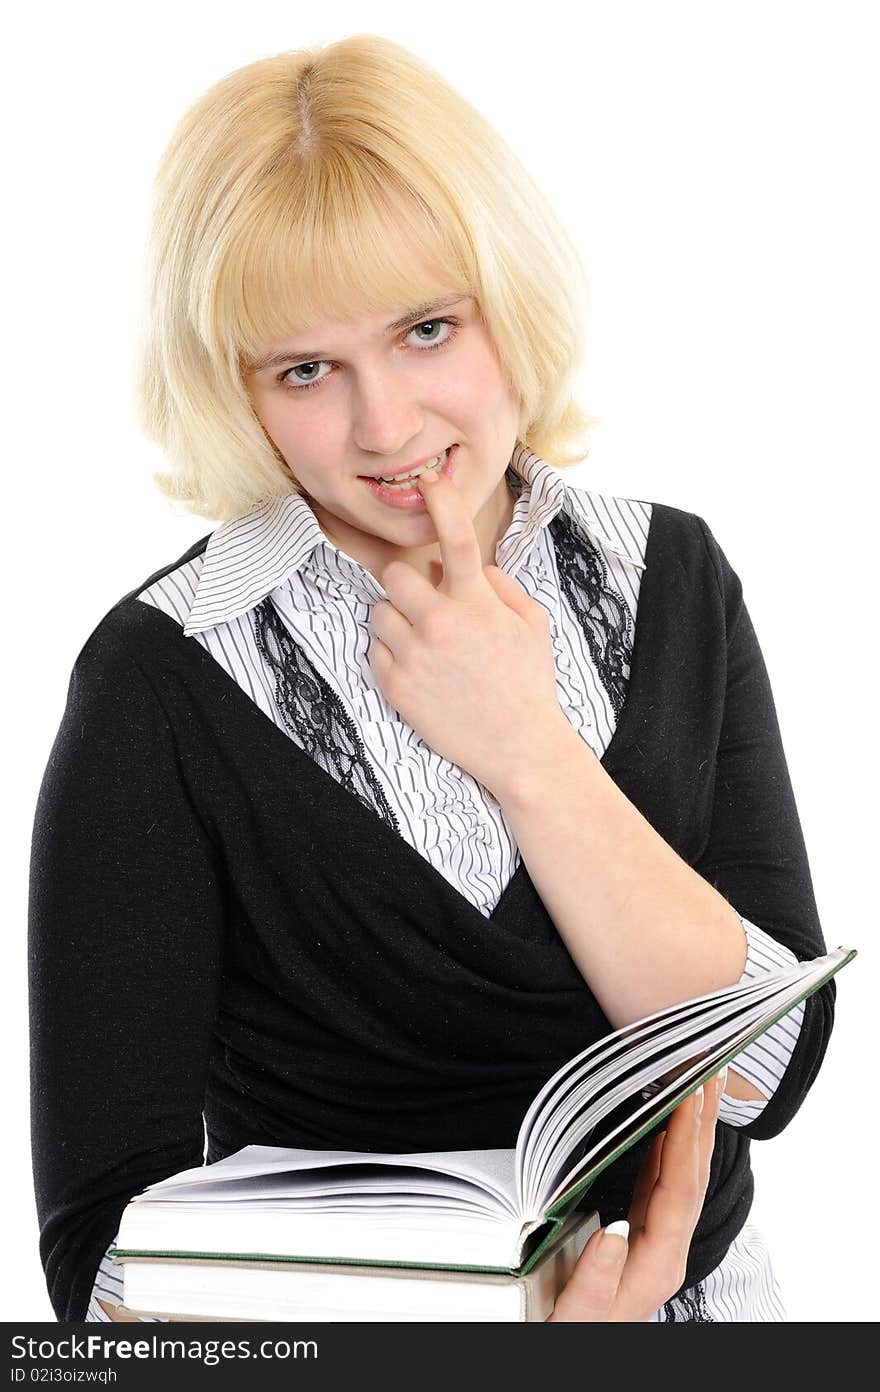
[376,450,447,485]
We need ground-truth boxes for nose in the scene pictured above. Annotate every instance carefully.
[351,369,423,459]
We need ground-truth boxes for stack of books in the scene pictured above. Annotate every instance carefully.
[110,947,854,1322]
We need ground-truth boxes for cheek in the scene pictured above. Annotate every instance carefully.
[254,397,338,461]
[251,393,290,446]
[448,345,511,418]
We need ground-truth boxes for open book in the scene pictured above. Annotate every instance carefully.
[110,948,853,1318]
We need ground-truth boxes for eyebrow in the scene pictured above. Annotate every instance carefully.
[245,296,469,375]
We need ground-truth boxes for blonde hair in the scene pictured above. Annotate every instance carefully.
[135,34,598,522]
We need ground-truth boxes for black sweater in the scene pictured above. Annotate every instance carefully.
[28,501,834,1322]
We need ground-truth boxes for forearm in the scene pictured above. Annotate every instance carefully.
[495,715,750,1029]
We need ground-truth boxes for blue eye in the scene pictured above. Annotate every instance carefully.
[277,317,460,393]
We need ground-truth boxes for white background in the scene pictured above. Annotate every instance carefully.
[4,1,876,1323]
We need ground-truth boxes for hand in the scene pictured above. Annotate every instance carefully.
[367,466,566,798]
[546,1068,726,1322]
[96,1297,141,1321]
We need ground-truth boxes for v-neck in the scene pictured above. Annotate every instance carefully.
[130,505,662,929]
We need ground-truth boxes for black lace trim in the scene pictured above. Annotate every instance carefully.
[661,1282,714,1322]
[548,507,634,718]
[251,596,401,833]
[251,482,635,807]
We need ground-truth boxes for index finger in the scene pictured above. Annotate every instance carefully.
[416,465,485,599]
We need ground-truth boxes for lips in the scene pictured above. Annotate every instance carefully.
[359,447,452,482]
[359,444,459,506]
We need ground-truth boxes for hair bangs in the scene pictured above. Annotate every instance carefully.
[218,162,474,373]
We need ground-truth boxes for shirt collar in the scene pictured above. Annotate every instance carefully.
[183,445,645,636]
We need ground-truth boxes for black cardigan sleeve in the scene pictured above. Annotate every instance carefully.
[28,615,227,1321]
[694,518,835,1140]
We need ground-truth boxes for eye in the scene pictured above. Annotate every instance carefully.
[277,316,460,393]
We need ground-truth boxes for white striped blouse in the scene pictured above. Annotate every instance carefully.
[86,445,799,1321]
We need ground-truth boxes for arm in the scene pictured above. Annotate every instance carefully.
[28,618,227,1321]
[492,521,832,1127]
[690,522,833,1137]
[494,698,763,1100]
[494,697,750,1030]
[495,721,763,1100]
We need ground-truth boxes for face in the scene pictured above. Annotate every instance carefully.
[244,294,521,586]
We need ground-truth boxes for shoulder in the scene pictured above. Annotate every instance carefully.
[617,491,740,598]
[72,532,213,686]
[561,475,746,642]
[632,498,745,641]
[121,530,212,629]
[558,472,731,586]
[645,502,743,619]
[552,476,652,574]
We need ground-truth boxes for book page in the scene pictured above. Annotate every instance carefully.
[515,948,853,1215]
[135,1146,520,1218]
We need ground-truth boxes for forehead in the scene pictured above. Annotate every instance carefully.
[229,184,474,371]
[245,293,472,373]
[292,291,468,337]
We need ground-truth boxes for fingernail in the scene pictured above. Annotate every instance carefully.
[605,1220,630,1240]
[598,1220,629,1264]
[694,1085,705,1116]
[419,467,439,485]
[717,1066,728,1092]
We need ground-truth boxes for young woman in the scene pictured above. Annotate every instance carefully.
[28,35,833,1324]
